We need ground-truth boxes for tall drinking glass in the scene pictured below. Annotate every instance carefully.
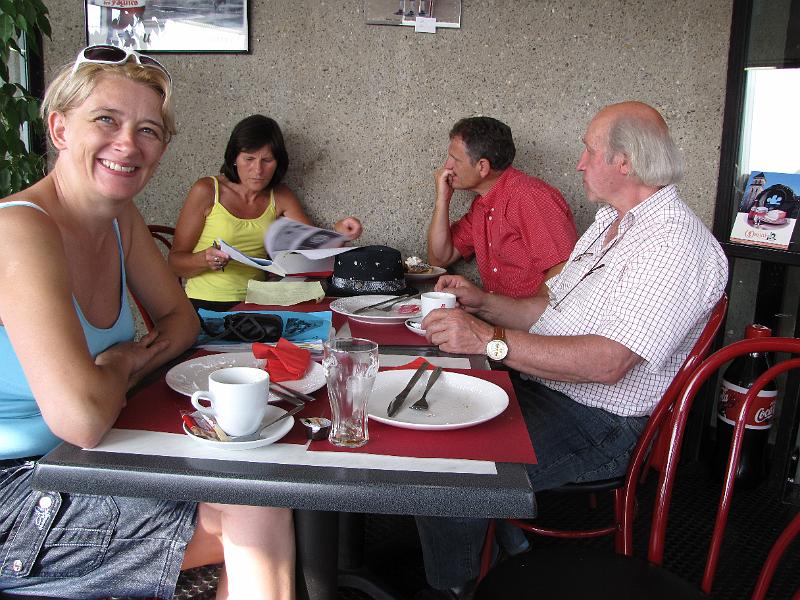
[322,338,379,448]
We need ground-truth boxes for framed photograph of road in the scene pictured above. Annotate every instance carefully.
[85,0,249,53]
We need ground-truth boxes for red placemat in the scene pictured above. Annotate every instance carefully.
[115,350,313,445]
[307,362,536,464]
[116,354,536,464]
[347,319,433,346]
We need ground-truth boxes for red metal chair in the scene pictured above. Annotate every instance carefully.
[478,294,728,577]
[475,335,800,599]
[752,510,800,600]
[131,224,176,332]
[148,224,175,251]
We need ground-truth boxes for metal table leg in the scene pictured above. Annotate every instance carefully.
[296,510,339,600]
[337,512,403,600]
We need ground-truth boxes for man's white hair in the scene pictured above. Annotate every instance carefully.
[605,114,683,186]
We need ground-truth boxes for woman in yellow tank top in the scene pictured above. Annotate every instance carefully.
[170,115,363,310]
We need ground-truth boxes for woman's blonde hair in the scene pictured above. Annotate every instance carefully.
[41,59,176,143]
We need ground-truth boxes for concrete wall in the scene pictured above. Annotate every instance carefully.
[43,0,732,281]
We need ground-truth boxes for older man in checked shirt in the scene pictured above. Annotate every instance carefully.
[415,101,728,598]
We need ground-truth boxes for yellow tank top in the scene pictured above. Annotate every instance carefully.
[185,176,278,302]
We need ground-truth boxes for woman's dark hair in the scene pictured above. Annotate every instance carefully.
[449,116,515,171]
[220,115,289,188]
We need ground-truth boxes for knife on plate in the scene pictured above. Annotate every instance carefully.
[269,383,312,405]
[386,361,430,417]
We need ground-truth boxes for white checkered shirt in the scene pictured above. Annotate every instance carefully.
[527,185,728,417]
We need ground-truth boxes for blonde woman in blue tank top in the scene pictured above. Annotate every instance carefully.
[0,48,294,598]
[170,114,363,311]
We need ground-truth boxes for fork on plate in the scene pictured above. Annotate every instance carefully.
[410,366,443,411]
[353,293,420,314]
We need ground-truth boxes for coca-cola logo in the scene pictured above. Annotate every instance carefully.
[719,382,776,428]
[718,388,736,413]
[755,406,774,424]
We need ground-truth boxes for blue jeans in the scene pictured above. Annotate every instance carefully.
[415,379,648,589]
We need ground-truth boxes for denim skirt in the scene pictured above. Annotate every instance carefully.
[0,460,197,599]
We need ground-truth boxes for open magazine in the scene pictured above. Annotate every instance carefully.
[217,217,355,276]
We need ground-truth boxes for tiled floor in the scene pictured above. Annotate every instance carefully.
[169,459,799,600]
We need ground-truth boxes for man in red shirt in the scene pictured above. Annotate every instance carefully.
[427,117,577,298]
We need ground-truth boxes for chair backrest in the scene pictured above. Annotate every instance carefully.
[752,510,800,600]
[645,336,800,595]
[148,224,174,251]
[617,293,728,554]
[132,225,177,332]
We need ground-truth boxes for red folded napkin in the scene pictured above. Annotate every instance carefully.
[252,338,311,382]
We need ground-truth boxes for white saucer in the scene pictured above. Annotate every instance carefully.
[404,318,426,336]
[404,266,447,281]
[183,407,294,450]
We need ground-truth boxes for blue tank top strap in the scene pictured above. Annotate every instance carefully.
[0,200,47,214]
[71,219,135,348]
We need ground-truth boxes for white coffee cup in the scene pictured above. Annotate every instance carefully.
[190,367,269,437]
[420,291,457,318]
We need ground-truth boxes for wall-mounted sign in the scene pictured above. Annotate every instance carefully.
[85,0,249,53]
[730,171,800,250]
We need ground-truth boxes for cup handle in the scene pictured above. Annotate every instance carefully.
[191,391,216,417]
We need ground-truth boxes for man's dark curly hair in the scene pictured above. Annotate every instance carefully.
[449,116,515,171]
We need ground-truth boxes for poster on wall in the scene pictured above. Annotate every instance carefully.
[729,171,800,250]
[85,0,249,53]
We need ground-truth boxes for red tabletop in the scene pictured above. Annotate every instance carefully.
[307,366,536,464]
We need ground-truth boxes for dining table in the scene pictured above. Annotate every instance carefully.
[31,296,537,600]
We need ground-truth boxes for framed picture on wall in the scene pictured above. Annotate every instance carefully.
[85,0,249,53]
[365,0,461,28]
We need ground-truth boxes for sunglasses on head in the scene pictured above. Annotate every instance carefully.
[72,45,171,83]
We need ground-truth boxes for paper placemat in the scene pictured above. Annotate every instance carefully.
[347,320,433,346]
[308,365,536,464]
[117,359,312,445]
[116,354,534,465]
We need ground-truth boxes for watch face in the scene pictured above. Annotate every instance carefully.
[486,339,508,361]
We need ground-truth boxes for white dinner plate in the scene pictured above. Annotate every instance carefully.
[329,295,423,325]
[404,266,447,281]
[183,407,294,450]
[367,370,508,430]
[404,318,426,336]
[166,352,325,401]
